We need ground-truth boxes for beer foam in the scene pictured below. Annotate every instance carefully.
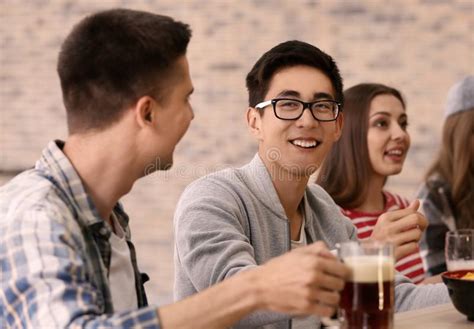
[344,256,395,282]
[447,260,474,271]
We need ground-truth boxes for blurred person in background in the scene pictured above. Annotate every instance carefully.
[316,83,427,284]
[417,75,474,276]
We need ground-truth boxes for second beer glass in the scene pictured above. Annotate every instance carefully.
[338,241,395,329]
[445,229,474,271]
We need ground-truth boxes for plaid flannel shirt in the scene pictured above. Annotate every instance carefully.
[1,140,160,328]
[418,175,457,276]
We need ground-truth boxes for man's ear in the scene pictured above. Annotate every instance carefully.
[246,107,264,139]
[334,112,344,141]
[134,96,156,128]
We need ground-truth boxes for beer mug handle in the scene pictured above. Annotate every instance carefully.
[320,248,344,328]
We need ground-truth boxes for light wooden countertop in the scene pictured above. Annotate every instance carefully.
[395,303,473,329]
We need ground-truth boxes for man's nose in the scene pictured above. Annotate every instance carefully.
[296,106,319,127]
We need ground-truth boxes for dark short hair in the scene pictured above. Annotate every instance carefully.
[57,8,192,133]
[245,40,344,108]
[316,83,406,209]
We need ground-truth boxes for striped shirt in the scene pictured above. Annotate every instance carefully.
[0,140,160,328]
[341,191,425,284]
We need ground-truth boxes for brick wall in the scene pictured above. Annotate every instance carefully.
[1,0,473,304]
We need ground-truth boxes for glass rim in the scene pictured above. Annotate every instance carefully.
[336,240,395,258]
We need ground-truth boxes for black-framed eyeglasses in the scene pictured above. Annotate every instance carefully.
[255,98,342,121]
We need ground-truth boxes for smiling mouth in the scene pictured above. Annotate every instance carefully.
[289,139,321,149]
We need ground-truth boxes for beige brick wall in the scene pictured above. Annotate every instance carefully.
[1,0,473,304]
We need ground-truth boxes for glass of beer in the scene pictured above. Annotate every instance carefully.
[445,229,474,271]
[337,241,395,329]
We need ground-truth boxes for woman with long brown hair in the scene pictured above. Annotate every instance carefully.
[417,76,474,276]
[316,83,426,283]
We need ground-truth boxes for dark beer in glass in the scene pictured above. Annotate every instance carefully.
[338,242,395,329]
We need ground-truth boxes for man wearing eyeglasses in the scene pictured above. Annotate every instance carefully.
[173,40,450,328]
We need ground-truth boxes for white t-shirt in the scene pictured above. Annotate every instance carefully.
[108,213,138,312]
[291,214,318,329]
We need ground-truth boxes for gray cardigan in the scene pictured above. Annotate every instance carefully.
[174,154,450,329]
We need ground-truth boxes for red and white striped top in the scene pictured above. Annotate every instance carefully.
[341,191,426,284]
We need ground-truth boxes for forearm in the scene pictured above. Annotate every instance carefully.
[394,274,450,312]
[2,278,161,329]
[159,270,261,329]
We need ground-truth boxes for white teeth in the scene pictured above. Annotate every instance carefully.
[387,149,403,155]
[291,139,317,148]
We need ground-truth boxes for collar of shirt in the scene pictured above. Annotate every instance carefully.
[34,140,147,309]
[35,140,131,236]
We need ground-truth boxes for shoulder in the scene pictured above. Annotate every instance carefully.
[416,175,453,222]
[174,168,257,241]
[179,168,244,201]
[417,174,451,213]
[2,169,68,211]
[175,167,249,217]
[416,175,450,203]
[1,169,79,239]
[384,191,410,209]
[307,184,356,230]
[308,183,339,207]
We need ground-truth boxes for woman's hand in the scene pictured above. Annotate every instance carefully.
[371,200,428,261]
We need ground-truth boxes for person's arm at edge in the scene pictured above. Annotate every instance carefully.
[160,243,348,329]
[394,273,450,312]
[159,268,260,329]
